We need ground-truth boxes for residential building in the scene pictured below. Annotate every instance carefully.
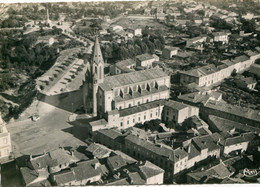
[234,76,257,90]
[162,46,179,59]
[186,35,207,48]
[109,59,136,75]
[126,28,142,36]
[211,32,230,44]
[136,53,157,68]
[162,100,199,124]
[180,53,258,87]
[178,91,222,107]
[0,113,12,163]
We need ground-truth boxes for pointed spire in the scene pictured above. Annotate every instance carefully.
[92,36,104,65]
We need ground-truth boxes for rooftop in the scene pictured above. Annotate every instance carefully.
[99,67,168,91]
[164,100,190,111]
[180,64,218,77]
[139,161,164,179]
[107,155,127,171]
[205,100,260,123]
[119,99,165,117]
[136,53,155,62]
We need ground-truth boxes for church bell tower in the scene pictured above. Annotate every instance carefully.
[83,36,104,116]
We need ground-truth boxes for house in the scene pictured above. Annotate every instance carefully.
[223,135,249,155]
[107,155,127,172]
[110,59,136,75]
[103,16,111,22]
[126,28,142,36]
[0,113,12,163]
[85,143,112,159]
[186,35,207,47]
[112,25,124,32]
[211,32,230,44]
[136,53,157,68]
[234,76,257,90]
[70,159,103,185]
[138,161,164,184]
[178,91,222,107]
[162,100,199,124]
[162,46,179,59]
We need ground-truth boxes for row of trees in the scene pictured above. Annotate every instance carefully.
[101,34,165,62]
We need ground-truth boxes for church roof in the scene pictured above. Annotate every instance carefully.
[99,68,168,91]
[92,37,104,65]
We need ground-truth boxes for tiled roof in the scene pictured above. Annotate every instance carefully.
[164,100,189,111]
[52,170,75,185]
[49,148,73,166]
[106,178,129,185]
[178,91,222,105]
[89,119,108,127]
[113,150,137,164]
[72,159,102,181]
[188,144,201,160]
[192,133,220,152]
[99,67,168,91]
[20,167,38,185]
[180,64,218,77]
[119,99,165,117]
[128,172,145,185]
[115,59,136,71]
[125,134,175,161]
[85,143,111,159]
[205,100,260,123]
[244,50,259,57]
[139,161,164,179]
[136,53,155,61]
[173,147,188,162]
[107,155,127,171]
[98,129,122,139]
[30,154,57,170]
[164,46,179,51]
[231,55,250,64]
[208,115,260,133]
[225,136,248,146]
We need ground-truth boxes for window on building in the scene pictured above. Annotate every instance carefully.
[156,112,158,116]
[127,120,129,125]
[129,104,131,107]
[133,119,135,123]
[146,99,149,103]
[138,101,141,105]
[138,117,141,121]
[150,113,152,118]
[119,106,122,110]
[121,122,123,126]
[167,110,169,115]
[144,115,146,120]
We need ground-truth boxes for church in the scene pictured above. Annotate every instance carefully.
[83,37,170,133]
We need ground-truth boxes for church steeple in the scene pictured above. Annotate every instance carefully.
[92,36,104,65]
[91,36,104,84]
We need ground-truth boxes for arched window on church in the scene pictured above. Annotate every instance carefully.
[99,66,102,80]
[95,66,97,74]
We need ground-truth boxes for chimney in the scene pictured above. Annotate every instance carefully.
[30,155,33,160]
